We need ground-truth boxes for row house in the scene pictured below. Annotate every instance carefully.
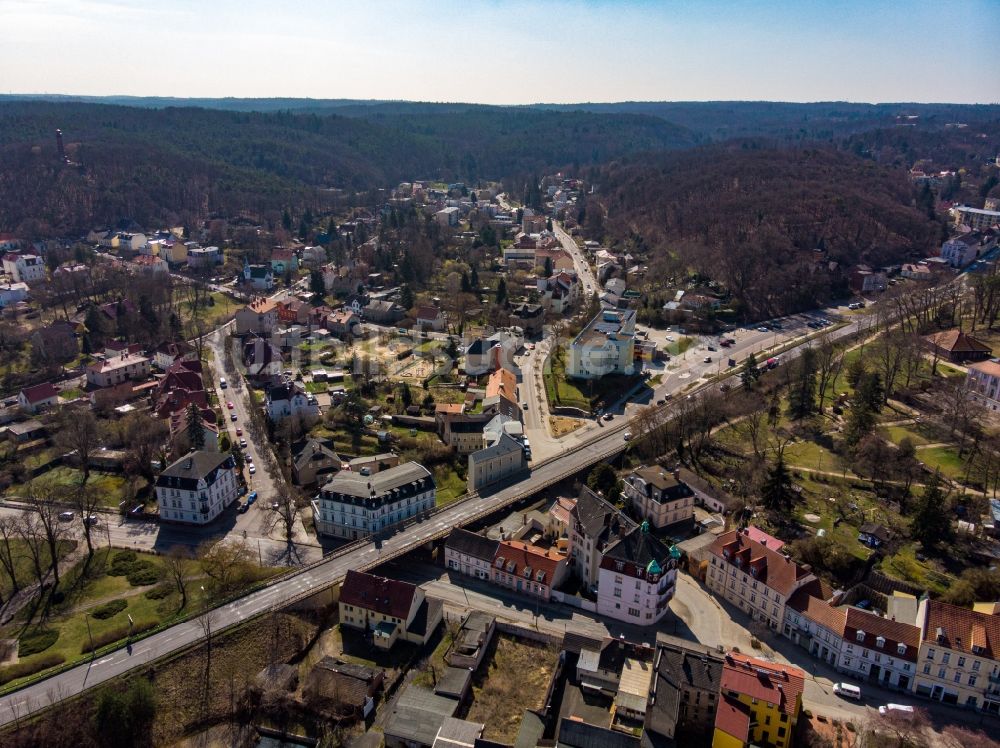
[706,528,816,632]
[276,297,311,325]
[715,653,805,748]
[490,539,568,601]
[569,486,635,589]
[444,528,500,581]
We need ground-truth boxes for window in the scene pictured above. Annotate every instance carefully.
[876,636,885,648]
[897,643,907,656]
[614,587,621,598]
[954,672,962,684]
[973,661,981,672]
[942,653,950,665]
[938,667,946,679]
[778,727,787,737]
[628,607,640,617]
[927,649,935,661]
[958,657,966,668]
[856,630,865,642]
[969,675,978,687]
[923,664,931,675]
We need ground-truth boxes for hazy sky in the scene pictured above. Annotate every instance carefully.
[1,0,998,104]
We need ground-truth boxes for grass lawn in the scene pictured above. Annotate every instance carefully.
[4,467,149,509]
[434,463,467,505]
[916,445,966,480]
[782,440,843,473]
[882,544,955,597]
[0,539,75,602]
[879,425,931,446]
[544,356,590,412]
[466,636,558,743]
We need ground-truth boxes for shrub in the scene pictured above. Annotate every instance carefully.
[0,654,65,685]
[94,677,157,747]
[81,619,158,654]
[144,584,173,600]
[18,628,59,657]
[127,565,161,587]
[91,599,128,620]
[107,550,138,576]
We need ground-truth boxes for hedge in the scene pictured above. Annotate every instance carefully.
[107,550,162,587]
[144,584,173,600]
[18,629,59,657]
[0,654,65,686]
[91,599,128,620]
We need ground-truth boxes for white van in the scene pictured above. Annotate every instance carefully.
[878,704,914,717]
[833,683,861,700]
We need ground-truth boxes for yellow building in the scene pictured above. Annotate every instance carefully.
[712,653,805,748]
[338,570,442,650]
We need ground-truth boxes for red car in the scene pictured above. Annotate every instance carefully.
[235,428,243,436]
[226,401,234,409]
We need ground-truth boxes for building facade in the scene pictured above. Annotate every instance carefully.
[490,539,568,601]
[567,309,636,379]
[967,359,1000,413]
[596,522,680,625]
[155,451,239,525]
[444,528,500,581]
[623,466,695,530]
[338,569,442,649]
[313,461,435,539]
[86,352,151,388]
[466,432,527,493]
[235,297,279,335]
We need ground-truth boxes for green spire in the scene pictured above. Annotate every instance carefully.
[646,558,662,576]
[640,520,649,534]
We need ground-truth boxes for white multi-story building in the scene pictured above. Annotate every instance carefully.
[706,528,816,632]
[623,466,695,531]
[951,205,1000,231]
[312,461,435,539]
[155,451,238,525]
[567,308,636,379]
[967,359,1000,413]
[596,521,679,626]
[940,232,993,268]
[445,528,500,581]
[2,253,46,284]
[265,382,320,423]
[85,351,151,388]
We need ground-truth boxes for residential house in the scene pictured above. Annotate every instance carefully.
[558,720,640,748]
[313,461,435,539]
[463,329,522,376]
[901,263,934,281]
[715,653,805,748]
[490,539,568,601]
[941,232,994,268]
[646,640,724,743]
[265,382,320,423]
[445,528,501,581]
[913,598,1000,712]
[858,523,890,549]
[840,607,921,692]
[383,684,460,748]
[153,340,197,370]
[849,265,888,294]
[243,259,274,291]
[415,305,446,331]
[0,282,29,308]
[86,351,151,388]
[567,309,636,379]
[292,438,342,486]
[300,245,327,266]
[235,297,279,335]
[338,569,442,649]
[569,486,634,590]
[243,336,283,382]
[270,247,298,275]
[534,246,575,274]
[131,255,168,275]
[706,528,816,632]
[440,414,491,454]
[155,451,238,525]
[597,521,680,626]
[482,366,521,421]
[466,432,527,494]
[508,302,545,338]
[623,465,695,531]
[343,293,368,316]
[18,382,60,414]
[186,245,221,268]
[966,358,1000,413]
[325,309,361,340]
[923,329,992,364]
[363,299,406,324]
[481,413,523,448]
[276,297,311,325]
[2,253,46,284]
[169,407,219,455]
[435,207,461,226]
[0,234,19,251]
[783,581,845,666]
[537,271,579,314]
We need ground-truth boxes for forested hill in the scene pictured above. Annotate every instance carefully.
[590,144,942,317]
[0,101,695,234]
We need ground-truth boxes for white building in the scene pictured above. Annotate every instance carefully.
[967,359,1000,413]
[596,521,679,626]
[567,308,636,379]
[85,352,151,388]
[155,451,239,524]
[0,282,29,308]
[312,461,435,539]
[436,207,461,227]
[940,233,992,268]
[623,466,695,531]
[951,205,1000,231]
[2,253,46,284]
[187,245,223,268]
[265,382,320,423]
[445,527,501,581]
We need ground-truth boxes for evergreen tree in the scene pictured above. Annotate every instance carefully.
[587,463,621,503]
[787,347,818,420]
[398,382,412,409]
[543,257,553,278]
[461,271,472,293]
[186,402,205,451]
[762,454,794,511]
[282,209,293,232]
[911,471,953,549]
[399,284,414,310]
[495,277,508,306]
[741,352,760,391]
[310,269,325,297]
[469,265,479,290]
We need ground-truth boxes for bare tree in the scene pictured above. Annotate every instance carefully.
[0,516,21,604]
[165,546,191,610]
[199,539,254,596]
[198,610,217,714]
[263,489,301,564]
[24,480,71,589]
[55,407,102,485]
[814,335,844,410]
[16,512,48,591]
[735,393,768,460]
[70,482,102,558]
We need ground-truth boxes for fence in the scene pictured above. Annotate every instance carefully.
[549,590,596,613]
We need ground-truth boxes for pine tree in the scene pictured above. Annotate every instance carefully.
[495,277,508,306]
[762,454,794,511]
[461,272,472,293]
[787,347,817,420]
[400,284,414,310]
[911,471,953,549]
[310,269,325,297]
[282,209,293,232]
[186,402,205,451]
[469,266,479,290]
[741,352,760,391]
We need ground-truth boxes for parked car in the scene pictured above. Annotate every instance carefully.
[878,704,914,718]
[83,514,99,526]
[226,401,235,409]
[603,413,614,421]
[230,413,238,422]
[248,465,256,475]
[703,356,712,363]
[833,683,862,700]
[219,378,227,389]
[247,491,258,505]
[623,431,632,441]
[239,438,247,448]
[236,428,242,436]
[58,511,75,522]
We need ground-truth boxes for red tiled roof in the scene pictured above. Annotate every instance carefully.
[923,330,991,354]
[339,570,417,621]
[714,695,752,742]
[20,382,58,404]
[743,526,785,551]
[923,599,1000,658]
[787,588,847,636]
[415,305,440,321]
[721,653,805,719]
[486,367,517,400]
[709,528,812,597]
[845,608,920,662]
[494,540,564,585]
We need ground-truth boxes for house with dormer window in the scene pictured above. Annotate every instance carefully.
[596,521,680,626]
[490,539,568,601]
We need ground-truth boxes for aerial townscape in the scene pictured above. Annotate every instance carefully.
[0,3,999,748]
